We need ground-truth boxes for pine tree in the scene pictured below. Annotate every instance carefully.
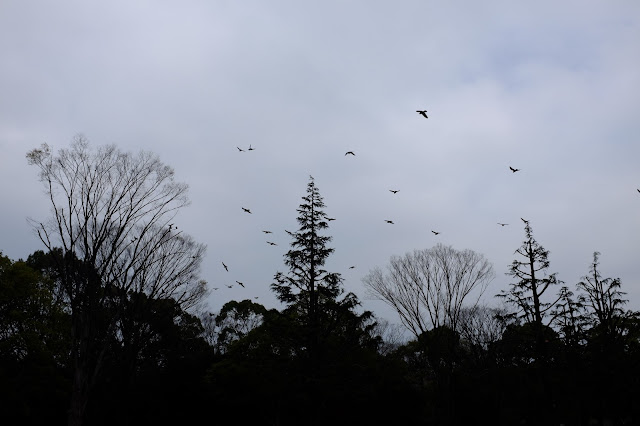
[498,220,561,359]
[271,176,373,359]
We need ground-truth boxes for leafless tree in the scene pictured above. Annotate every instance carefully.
[363,243,494,338]
[27,135,206,426]
[458,305,508,350]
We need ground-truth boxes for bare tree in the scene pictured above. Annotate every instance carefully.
[458,304,508,350]
[26,135,206,426]
[363,243,494,338]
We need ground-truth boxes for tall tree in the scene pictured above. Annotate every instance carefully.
[363,243,494,338]
[271,176,375,361]
[271,176,341,353]
[26,136,207,426]
[498,220,560,359]
[577,252,627,337]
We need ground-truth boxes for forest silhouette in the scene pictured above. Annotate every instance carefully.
[1,140,638,426]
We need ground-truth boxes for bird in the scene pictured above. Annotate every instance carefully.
[497,223,508,227]
[345,151,355,156]
[637,189,640,193]
[236,281,245,288]
[389,190,399,194]
[521,217,529,224]
[222,261,228,272]
[262,230,272,234]
[266,241,277,246]
[212,287,219,290]
[241,207,252,214]
[509,166,520,173]
[327,217,336,221]
[349,266,356,269]
[431,230,440,235]
[248,144,254,151]
[237,146,244,152]
[385,220,394,224]
[254,296,259,299]
[226,285,233,289]
[416,110,428,119]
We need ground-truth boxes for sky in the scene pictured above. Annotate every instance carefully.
[1,0,639,328]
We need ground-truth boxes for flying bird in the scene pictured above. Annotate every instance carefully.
[521,217,529,224]
[212,287,219,290]
[266,241,277,246]
[349,266,356,269]
[241,207,252,214]
[509,166,520,173]
[345,151,355,156]
[237,146,244,152]
[226,285,233,289]
[431,230,440,235]
[637,189,640,193]
[497,223,509,227]
[248,144,254,151]
[389,190,399,194]
[385,220,394,224]
[416,110,428,119]
[236,281,245,288]
[262,230,272,234]
[222,261,228,272]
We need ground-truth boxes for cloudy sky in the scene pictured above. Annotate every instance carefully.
[1,0,639,325]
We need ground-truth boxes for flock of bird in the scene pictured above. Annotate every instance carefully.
[212,109,531,296]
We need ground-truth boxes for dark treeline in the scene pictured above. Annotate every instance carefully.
[2,140,639,425]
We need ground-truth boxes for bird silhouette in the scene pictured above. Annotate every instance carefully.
[212,287,219,290]
[266,241,277,246]
[236,281,245,288]
[262,230,272,234]
[237,146,244,152]
[385,220,394,224]
[222,261,228,272]
[327,217,336,221]
[521,217,529,224]
[389,190,399,194]
[349,266,356,269]
[432,230,440,235]
[416,110,428,119]
[241,207,252,214]
[226,285,233,289]
[637,189,640,193]
[509,166,520,173]
[248,144,254,151]
[497,223,508,227]
[345,151,355,156]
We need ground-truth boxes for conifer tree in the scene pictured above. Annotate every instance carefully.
[498,220,561,358]
[271,176,372,359]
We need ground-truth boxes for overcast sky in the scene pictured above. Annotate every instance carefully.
[1,0,639,325]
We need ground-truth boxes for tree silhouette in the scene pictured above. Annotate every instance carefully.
[363,243,494,338]
[26,136,207,426]
[498,220,560,360]
[271,176,344,357]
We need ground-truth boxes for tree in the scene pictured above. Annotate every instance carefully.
[0,251,71,424]
[577,252,627,337]
[210,299,269,354]
[271,176,363,357]
[498,220,560,362]
[26,136,207,426]
[363,243,494,338]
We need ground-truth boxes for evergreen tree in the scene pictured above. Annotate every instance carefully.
[498,220,561,359]
[271,176,375,360]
